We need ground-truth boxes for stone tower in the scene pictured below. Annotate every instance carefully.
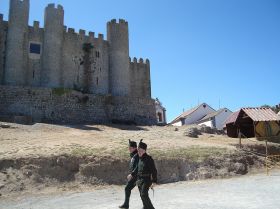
[41,4,64,87]
[4,0,29,86]
[107,19,130,96]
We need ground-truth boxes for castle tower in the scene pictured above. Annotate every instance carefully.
[107,19,130,96]
[4,0,29,86]
[41,4,64,87]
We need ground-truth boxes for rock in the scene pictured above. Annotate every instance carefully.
[234,163,247,175]
[24,171,32,177]
[174,128,179,131]
[200,125,214,134]
[229,162,247,175]
[184,127,201,138]
[186,173,195,181]
[0,124,11,129]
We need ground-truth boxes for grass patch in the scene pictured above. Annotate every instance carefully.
[149,146,231,162]
[69,147,104,157]
[52,88,72,96]
[60,145,232,162]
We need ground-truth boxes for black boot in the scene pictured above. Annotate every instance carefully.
[119,204,129,209]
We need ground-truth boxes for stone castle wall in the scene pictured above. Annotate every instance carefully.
[0,16,8,84]
[0,1,156,125]
[0,85,157,125]
[129,58,151,98]
[0,1,151,98]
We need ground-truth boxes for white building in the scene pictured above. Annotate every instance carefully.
[170,103,215,126]
[155,98,167,125]
[197,108,233,130]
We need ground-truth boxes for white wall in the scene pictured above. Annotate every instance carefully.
[215,109,232,130]
[172,121,182,126]
[183,104,215,125]
[198,120,213,128]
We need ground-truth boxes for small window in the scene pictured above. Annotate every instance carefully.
[96,77,99,85]
[30,43,41,54]
[96,51,100,58]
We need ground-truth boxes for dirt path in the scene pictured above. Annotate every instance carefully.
[1,170,279,209]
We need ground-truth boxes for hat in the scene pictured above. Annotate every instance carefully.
[129,139,137,148]
[138,139,147,150]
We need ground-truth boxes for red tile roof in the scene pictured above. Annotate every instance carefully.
[224,110,240,125]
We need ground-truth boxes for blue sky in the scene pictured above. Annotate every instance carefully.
[1,0,279,122]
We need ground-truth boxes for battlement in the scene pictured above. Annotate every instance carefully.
[11,0,29,7]
[107,18,128,26]
[46,3,63,11]
[79,29,85,36]
[98,33,104,40]
[33,21,40,29]
[68,28,76,34]
[89,32,95,39]
[130,57,150,67]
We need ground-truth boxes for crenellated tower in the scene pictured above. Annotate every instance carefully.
[0,14,5,84]
[4,0,29,86]
[41,4,64,87]
[107,19,130,96]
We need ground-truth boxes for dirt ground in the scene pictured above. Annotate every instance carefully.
[0,122,264,159]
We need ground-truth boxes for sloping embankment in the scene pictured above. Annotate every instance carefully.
[0,147,267,198]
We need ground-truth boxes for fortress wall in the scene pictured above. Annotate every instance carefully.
[62,29,109,95]
[0,85,157,125]
[0,16,7,84]
[130,58,151,98]
[107,19,130,96]
[27,21,44,87]
[5,0,30,86]
[62,28,80,90]
[41,4,64,88]
[88,34,109,95]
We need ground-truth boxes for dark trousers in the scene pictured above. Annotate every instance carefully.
[138,181,155,209]
[123,178,137,207]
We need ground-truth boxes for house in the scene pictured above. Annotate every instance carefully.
[197,108,233,130]
[224,107,280,141]
[155,98,167,125]
[170,103,216,126]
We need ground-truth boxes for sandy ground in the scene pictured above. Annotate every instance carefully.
[1,170,279,209]
[0,122,264,160]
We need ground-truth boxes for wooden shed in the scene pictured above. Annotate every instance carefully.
[225,108,280,141]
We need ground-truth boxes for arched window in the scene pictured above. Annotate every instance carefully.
[157,112,163,122]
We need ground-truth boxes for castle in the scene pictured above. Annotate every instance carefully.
[0,0,157,125]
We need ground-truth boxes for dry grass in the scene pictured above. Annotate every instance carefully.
[0,122,268,160]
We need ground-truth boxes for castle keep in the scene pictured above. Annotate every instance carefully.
[0,0,157,125]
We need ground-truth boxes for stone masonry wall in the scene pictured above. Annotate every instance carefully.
[130,58,151,98]
[0,17,7,84]
[0,85,157,125]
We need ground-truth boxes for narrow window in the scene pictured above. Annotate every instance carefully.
[96,77,99,86]
[29,43,41,54]
[96,51,100,58]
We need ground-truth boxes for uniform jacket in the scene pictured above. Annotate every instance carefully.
[132,153,157,183]
[129,150,139,175]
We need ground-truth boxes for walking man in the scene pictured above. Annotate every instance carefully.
[119,139,139,209]
[132,139,157,209]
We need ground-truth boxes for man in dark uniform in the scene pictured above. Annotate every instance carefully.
[119,139,139,209]
[132,139,157,209]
